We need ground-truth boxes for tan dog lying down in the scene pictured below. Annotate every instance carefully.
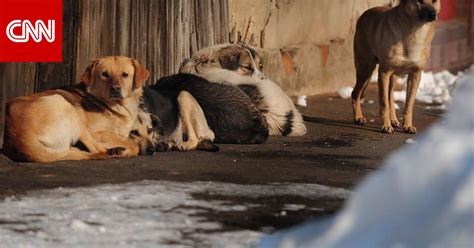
[3,56,150,162]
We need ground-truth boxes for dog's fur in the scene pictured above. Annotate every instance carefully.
[140,86,219,152]
[352,0,441,134]
[3,56,150,162]
[150,74,269,144]
[180,44,306,137]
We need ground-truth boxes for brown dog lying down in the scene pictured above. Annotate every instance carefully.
[352,0,441,134]
[3,56,150,162]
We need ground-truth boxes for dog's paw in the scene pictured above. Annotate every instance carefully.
[175,141,199,152]
[175,144,191,151]
[391,119,401,128]
[354,117,367,125]
[96,146,108,154]
[196,140,219,152]
[404,125,417,134]
[155,142,172,153]
[198,129,215,141]
[145,147,156,156]
[381,125,395,134]
[107,147,126,157]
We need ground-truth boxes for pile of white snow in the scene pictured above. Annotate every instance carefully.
[297,95,307,107]
[338,64,474,109]
[393,65,474,108]
[259,73,474,248]
[337,87,353,99]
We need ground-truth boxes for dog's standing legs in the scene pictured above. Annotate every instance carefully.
[378,68,395,134]
[389,74,401,128]
[352,54,377,125]
[403,70,421,134]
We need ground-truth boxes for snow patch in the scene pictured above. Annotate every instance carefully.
[297,95,307,107]
[0,181,348,247]
[393,65,473,108]
[283,204,306,211]
[337,87,353,99]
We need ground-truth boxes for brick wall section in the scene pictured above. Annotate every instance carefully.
[428,0,474,71]
[429,21,473,71]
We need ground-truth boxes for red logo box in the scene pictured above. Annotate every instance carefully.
[0,0,62,62]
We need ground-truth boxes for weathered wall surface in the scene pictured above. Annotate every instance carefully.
[229,0,391,96]
[230,0,474,96]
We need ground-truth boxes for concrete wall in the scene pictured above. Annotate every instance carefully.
[229,0,391,96]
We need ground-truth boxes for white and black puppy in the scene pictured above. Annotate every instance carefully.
[180,44,306,136]
[150,73,269,145]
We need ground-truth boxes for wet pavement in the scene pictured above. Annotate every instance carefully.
[0,86,443,245]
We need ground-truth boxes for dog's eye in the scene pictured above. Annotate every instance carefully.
[241,65,253,71]
[147,128,153,134]
[130,130,140,137]
[259,64,263,70]
[122,72,129,78]
[101,71,110,78]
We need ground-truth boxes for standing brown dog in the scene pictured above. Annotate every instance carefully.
[352,0,441,134]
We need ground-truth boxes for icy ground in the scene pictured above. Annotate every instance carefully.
[259,74,474,247]
[0,181,348,247]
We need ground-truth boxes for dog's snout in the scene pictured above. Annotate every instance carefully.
[146,146,155,155]
[109,83,123,99]
[419,7,437,22]
[253,70,266,81]
[111,84,121,92]
[427,10,437,21]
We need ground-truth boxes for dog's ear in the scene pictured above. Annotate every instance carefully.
[132,59,150,89]
[150,114,164,136]
[81,59,99,85]
[218,48,241,70]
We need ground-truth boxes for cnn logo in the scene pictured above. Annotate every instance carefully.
[0,0,61,62]
[6,20,55,43]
